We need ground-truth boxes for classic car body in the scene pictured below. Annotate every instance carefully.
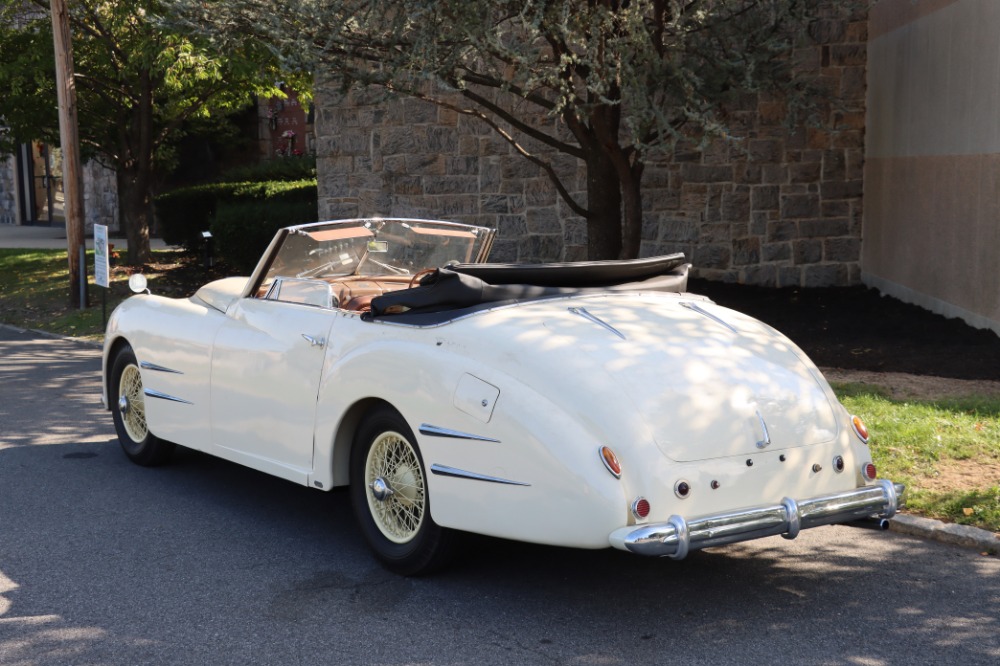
[102,218,903,574]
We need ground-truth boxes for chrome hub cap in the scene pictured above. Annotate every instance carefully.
[370,476,395,501]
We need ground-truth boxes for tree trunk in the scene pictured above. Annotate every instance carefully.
[618,161,645,259]
[585,149,623,261]
[118,168,152,266]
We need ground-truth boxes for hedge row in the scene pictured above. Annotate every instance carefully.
[155,179,318,268]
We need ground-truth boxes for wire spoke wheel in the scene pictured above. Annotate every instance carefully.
[365,430,426,544]
[350,405,457,575]
[118,364,148,443]
[110,344,174,467]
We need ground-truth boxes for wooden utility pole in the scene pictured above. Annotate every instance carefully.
[50,0,88,308]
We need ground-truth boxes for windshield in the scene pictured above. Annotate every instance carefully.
[259,218,495,291]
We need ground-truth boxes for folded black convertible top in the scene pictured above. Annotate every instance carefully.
[368,253,690,323]
[449,253,687,288]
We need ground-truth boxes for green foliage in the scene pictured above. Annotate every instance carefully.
[0,0,307,262]
[835,384,1000,532]
[218,155,317,183]
[156,179,317,253]
[211,195,319,274]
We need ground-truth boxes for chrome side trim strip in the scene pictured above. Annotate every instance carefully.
[430,464,530,486]
[568,306,626,340]
[139,361,183,374]
[419,424,500,443]
[143,388,193,405]
[610,481,905,558]
[680,301,739,333]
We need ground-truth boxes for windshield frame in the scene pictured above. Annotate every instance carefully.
[244,218,496,300]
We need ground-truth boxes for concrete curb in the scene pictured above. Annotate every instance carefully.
[890,513,1000,554]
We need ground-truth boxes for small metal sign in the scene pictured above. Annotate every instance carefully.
[94,224,109,288]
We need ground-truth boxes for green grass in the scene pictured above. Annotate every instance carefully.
[835,382,1000,534]
[0,248,195,340]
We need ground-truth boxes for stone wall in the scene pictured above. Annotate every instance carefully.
[314,5,867,286]
[82,160,119,232]
[0,155,16,225]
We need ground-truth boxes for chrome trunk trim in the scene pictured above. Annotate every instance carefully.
[568,306,626,340]
[143,388,193,405]
[419,424,500,443]
[430,464,529,486]
[680,301,739,333]
[609,479,905,559]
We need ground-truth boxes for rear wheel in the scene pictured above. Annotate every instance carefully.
[350,405,455,575]
[110,345,175,466]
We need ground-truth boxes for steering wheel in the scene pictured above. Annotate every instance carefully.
[409,268,437,289]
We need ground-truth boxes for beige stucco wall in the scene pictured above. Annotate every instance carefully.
[865,0,1000,334]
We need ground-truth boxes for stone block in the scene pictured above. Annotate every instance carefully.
[763,242,791,262]
[831,43,867,67]
[767,220,798,242]
[793,239,822,265]
[751,185,780,210]
[526,207,560,234]
[423,175,478,195]
[781,194,820,219]
[777,266,802,287]
[681,163,733,183]
[693,243,731,269]
[732,237,761,266]
[824,237,861,262]
[800,218,849,238]
[820,179,863,200]
[496,214,528,239]
[749,139,783,163]
[803,263,848,287]
[789,161,822,184]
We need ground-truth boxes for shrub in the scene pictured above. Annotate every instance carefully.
[218,156,317,183]
[211,192,319,273]
[156,179,317,254]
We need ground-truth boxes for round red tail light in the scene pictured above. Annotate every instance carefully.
[862,462,878,481]
[632,497,650,519]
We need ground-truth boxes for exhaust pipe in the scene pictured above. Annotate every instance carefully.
[845,517,890,531]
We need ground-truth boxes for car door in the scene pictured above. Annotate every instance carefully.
[209,295,337,484]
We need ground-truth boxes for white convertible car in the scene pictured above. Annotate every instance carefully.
[102,218,904,574]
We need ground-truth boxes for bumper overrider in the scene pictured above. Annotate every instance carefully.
[609,479,905,559]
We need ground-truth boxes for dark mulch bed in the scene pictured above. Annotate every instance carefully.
[689,278,1000,381]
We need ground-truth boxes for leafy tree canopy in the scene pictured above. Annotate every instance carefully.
[170,0,849,259]
[0,0,307,263]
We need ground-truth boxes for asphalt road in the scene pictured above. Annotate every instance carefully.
[1,326,998,666]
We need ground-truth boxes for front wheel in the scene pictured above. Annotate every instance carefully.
[110,344,175,466]
[350,405,456,575]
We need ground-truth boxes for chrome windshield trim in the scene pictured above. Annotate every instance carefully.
[568,306,626,340]
[143,388,193,405]
[139,361,183,375]
[680,301,739,333]
[430,464,529,486]
[419,424,500,443]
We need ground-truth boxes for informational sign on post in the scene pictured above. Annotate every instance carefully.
[94,224,109,288]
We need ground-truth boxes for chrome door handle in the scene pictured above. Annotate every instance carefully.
[301,334,326,348]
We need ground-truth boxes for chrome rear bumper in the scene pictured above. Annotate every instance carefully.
[609,479,904,559]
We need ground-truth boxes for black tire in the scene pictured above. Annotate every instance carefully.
[109,344,175,466]
[350,405,456,575]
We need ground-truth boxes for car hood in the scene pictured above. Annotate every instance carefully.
[469,294,839,463]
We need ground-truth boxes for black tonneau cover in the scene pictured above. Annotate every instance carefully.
[368,254,690,322]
